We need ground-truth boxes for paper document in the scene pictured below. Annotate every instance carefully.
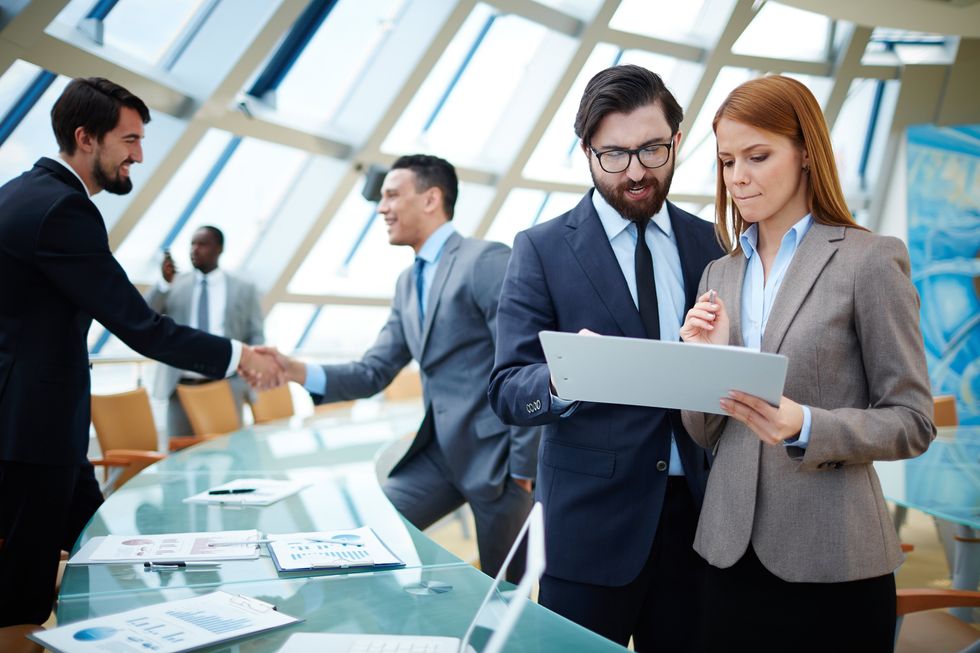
[30,591,300,653]
[183,478,311,506]
[540,330,788,415]
[268,526,404,572]
[80,530,261,564]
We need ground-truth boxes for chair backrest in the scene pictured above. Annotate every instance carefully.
[249,383,295,424]
[175,380,241,436]
[933,395,958,428]
[91,388,158,452]
[383,368,423,402]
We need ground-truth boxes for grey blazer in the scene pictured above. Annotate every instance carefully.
[681,223,935,583]
[315,232,539,502]
[146,271,264,398]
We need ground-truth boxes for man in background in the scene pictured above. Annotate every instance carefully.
[147,226,264,436]
[0,77,281,626]
[489,65,723,650]
[266,154,538,579]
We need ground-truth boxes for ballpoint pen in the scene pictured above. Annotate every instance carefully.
[208,488,257,495]
[144,561,222,570]
[208,537,364,548]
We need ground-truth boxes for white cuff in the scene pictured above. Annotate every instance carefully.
[226,340,243,377]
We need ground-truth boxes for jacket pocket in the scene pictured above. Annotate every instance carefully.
[474,412,507,439]
[541,440,616,478]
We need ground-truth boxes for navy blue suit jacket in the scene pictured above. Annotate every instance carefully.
[0,158,232,465]
[489,191,723,586]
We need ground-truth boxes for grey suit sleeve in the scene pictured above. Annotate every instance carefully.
[470,243,539,479]
[145,282,168,313]
[795,236,935,469]
[681,259,728,450]
[244,283,264,346]
[317,292,412,404]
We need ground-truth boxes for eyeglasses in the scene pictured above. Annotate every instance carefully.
[590,142,674,174]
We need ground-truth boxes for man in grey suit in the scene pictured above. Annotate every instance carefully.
[270,154,537,579]
[146,225,264,436]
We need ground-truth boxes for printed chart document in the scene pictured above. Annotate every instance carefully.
[268,526,404,572]
[30,591,300,653]
[76,530,261,564]
[540,330,788,415]
[183,478,311,506]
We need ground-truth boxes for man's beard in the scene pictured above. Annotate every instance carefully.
[592,162,673,222]
[93,155,133,195]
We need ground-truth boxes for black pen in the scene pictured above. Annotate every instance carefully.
[208,488,257,495]
[144,561,222,570]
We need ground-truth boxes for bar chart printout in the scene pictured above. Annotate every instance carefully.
[30,591,301,653]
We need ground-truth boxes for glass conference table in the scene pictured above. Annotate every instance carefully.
[60,404,627,652]
[875,425,980,620]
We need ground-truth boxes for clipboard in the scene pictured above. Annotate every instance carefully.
[539,330,788,415]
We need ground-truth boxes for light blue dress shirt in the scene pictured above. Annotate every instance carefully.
[552,191,688,475]
[738,214,813,448]
[304,223,457,395]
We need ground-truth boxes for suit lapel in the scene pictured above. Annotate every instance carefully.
[761,223,842,353]
[725,254,748,348]
[419,232,461,355]
[564,193,646,338]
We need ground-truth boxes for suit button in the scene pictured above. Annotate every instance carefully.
[656,460,667,472]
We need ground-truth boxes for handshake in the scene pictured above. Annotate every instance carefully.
[236,345,306,390]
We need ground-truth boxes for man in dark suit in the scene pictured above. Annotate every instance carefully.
[488,65,723,651]
[268,155,538,579]
[0,77,281,626]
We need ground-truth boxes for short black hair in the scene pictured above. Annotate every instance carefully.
[196,225,224,248]
[389,154,458,220]
[51,77,150,155]
[574,64,683,148]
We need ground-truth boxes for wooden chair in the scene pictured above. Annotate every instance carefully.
[89,388,167,493]
[934,395,959,428]
[175,379,241,437]
[895,589,980,652]
[249,383,294,424]
[383,368,423,402]
[0,625,43,653]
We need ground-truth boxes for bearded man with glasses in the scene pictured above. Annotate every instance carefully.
[489,65,722,651]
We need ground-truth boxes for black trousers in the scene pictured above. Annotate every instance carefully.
[538,476,706,652]
[703,546,896,653]
[0,460,103,626]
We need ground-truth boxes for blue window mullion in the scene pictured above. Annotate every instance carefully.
[0,71,56,148]
[294,306,324,351]
[85,0,120,19]
[341,205,382,269]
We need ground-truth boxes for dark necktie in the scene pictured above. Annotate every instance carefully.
[197,277,210,333]
[414,257,425,329]
[634,219,660,340]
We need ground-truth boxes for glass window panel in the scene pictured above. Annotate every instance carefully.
[732,2,831,62]
[0,73,69,186]
[289,180,412,298]
[383,4,558,168]
[830,78,886,197]
[609,0,712,44]
[269,0,408,129]
[452,181,496,237]
[165,137,308,273]
[51,0,93,27]
[297,305,392,361]
[116,129,232,281]
[673,67,755,196]
[782,74,833,108]
[263,303,318,353]
[0,60,41,116]
[485,189,582,245]
[534,0,602,20]
[523,44,701,185]
[101,0,207,65]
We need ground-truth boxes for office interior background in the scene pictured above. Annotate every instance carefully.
[0,1,977,428]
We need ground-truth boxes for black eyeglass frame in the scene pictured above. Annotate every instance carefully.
[590,140,675,174]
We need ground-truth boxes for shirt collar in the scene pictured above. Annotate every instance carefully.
[591,189,673,242]
[417,221,456,264]
[194,268,224,284]
[739,213,814,260]
[53,154,92,198]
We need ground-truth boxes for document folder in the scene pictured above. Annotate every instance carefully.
[539,331,788,415]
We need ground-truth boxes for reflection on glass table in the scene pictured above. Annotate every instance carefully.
[58,565,627,652]
[875,425,980,620]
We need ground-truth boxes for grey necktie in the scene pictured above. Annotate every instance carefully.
[197,277,209,333]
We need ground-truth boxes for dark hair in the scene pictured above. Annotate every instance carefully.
[197,225,225,248]
[574,64,683,148]
[51,77,150,155]
[390,154,458,220]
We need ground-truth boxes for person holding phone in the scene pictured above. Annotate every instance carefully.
[679,75,934,652]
